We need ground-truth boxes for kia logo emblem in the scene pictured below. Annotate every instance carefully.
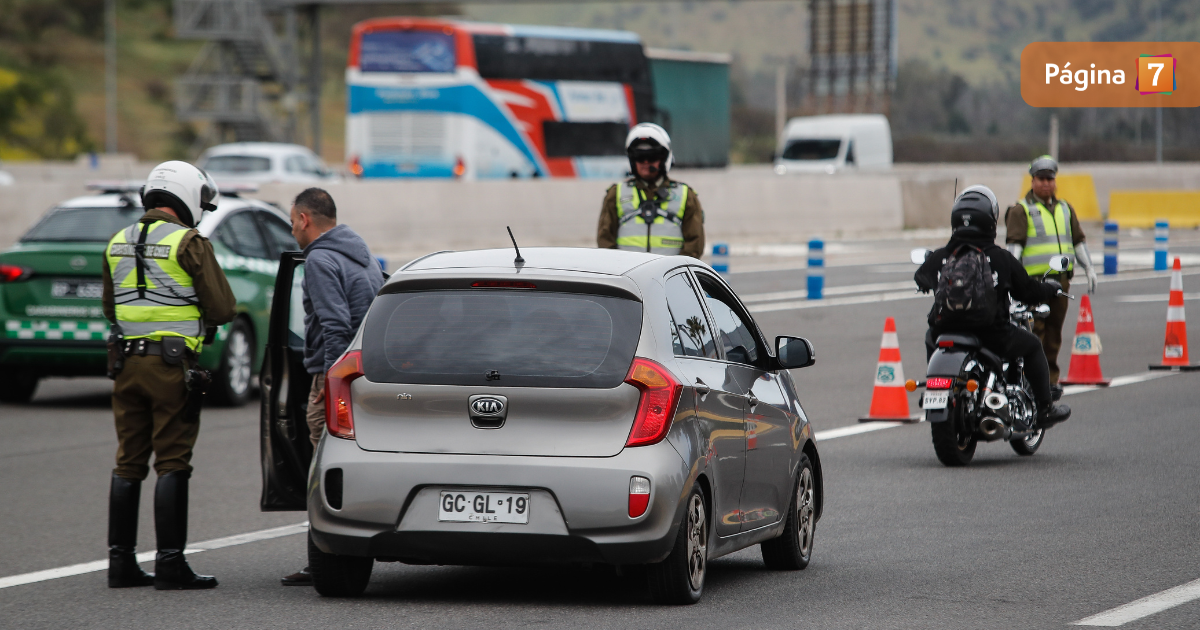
[69,256,87,270]
[470,397,505,415]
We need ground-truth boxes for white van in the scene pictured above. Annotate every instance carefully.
[774,114,892,174]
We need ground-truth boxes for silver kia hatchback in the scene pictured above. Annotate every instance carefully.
[260,247,823,604]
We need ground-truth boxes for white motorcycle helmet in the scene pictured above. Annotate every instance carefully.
[140,160,219,228]
[625,123,673,176]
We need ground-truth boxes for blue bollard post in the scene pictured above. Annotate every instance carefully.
[711,243,730,276]
[1155,220,1169,271]
[807,238,824,299]
[1104,221,1119,275]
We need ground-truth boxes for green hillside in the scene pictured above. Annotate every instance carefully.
[4,1,1198,163]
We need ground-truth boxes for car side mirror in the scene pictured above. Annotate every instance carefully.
[775,336,815,370]
[1048,255,1070,272]
[910,248,931,265]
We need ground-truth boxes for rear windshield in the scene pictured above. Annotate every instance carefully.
[202,155,271,174]
[362,290,642,388]
[782,139,841,160]
[22,206,144,242]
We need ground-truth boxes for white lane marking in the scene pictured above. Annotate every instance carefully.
[815,421,907,441]
[741,281,917,304]
[1073,576,1200,626]
[816,371,1177,442]
[1115,292,1200,303]
[0,522,308,590]
[749,290,929,313]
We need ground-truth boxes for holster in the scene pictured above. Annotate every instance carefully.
[183,366,212,424]
[106,324,125,380]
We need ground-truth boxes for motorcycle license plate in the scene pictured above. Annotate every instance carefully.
[438,491,529,524]
[923,390,950,410]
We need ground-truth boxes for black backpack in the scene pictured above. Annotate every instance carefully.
[932,244,997,329]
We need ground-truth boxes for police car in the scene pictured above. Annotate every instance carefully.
[0,182,297,405]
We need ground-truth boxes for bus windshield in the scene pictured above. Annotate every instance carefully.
[360,31,456,73]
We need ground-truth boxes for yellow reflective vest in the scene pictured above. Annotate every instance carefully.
[1018,198,1075,275]
[615,180,689,255]
[106,220,205,351]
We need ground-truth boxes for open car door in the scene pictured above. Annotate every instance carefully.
[260,252,313,511]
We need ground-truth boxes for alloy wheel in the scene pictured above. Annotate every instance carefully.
[226,329,252,396]
[686,493,707,590]
[796,467,815,557]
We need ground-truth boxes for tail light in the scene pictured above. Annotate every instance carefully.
[624,358,683,447]
[628,476,651,518]
[937,340,955,348]
[926,377,954,390]
[0,264,32,283]
[348,155,364,178]
[453,155,466,178]
[325,350,363,440]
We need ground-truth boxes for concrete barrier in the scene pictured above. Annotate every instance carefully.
[247,170,904,262]
[1109,191,1200,228]
[2,161,1198,258]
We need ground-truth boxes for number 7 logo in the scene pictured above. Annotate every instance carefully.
[1137,54,1176,95]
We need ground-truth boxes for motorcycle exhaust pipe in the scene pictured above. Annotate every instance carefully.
[979,416,1012,441]
[984,392,1008,410]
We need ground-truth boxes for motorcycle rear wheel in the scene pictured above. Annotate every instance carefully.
[931,403,976,466]
[1010,429,1044,456]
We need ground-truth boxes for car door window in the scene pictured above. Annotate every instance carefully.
[694,272,764,367]
[216,211,271,259]
[664,273,718,359]
[284,155,303,173]
[257,211,299,258]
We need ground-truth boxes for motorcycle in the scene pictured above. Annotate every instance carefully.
[906,250,1073,467]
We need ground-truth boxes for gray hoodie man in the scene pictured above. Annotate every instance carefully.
[301,223,384,374]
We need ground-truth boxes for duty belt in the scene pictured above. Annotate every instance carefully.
[121,338,194,360]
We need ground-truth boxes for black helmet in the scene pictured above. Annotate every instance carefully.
[1029,154,1058,179]
[951,185,999,238]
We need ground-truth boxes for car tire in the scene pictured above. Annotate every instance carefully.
[646,484,708,605]
[760,454,816,571]
[209,319,254,407]
[0,371,38,404]
[308,533,372,597]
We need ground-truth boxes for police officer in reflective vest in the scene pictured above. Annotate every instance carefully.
[102,161,235,590]
[597,123,705,258]
[1004,155,1098,390]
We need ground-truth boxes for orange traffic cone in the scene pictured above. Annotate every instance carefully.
[860,317,916,422]
[1060,294,1111,386]
[1150,257,1200,371]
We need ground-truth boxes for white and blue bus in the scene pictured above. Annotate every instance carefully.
[345,18,654,179]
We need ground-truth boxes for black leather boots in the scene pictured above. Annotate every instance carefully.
[153,470,217,590]
[108,474,155,588]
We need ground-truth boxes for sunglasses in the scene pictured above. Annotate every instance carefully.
[634,157,661,164]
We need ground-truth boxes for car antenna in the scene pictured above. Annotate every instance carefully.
[953,177,958,200]
[507,226,525,264]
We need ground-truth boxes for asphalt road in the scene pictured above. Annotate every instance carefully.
[2,236,1199,629]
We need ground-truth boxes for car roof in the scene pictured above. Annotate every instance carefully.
[202,142,316,158]
[50,192,286,238]
[400,248,663,277]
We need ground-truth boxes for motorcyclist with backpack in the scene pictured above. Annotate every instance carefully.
[914,185,1072,429]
